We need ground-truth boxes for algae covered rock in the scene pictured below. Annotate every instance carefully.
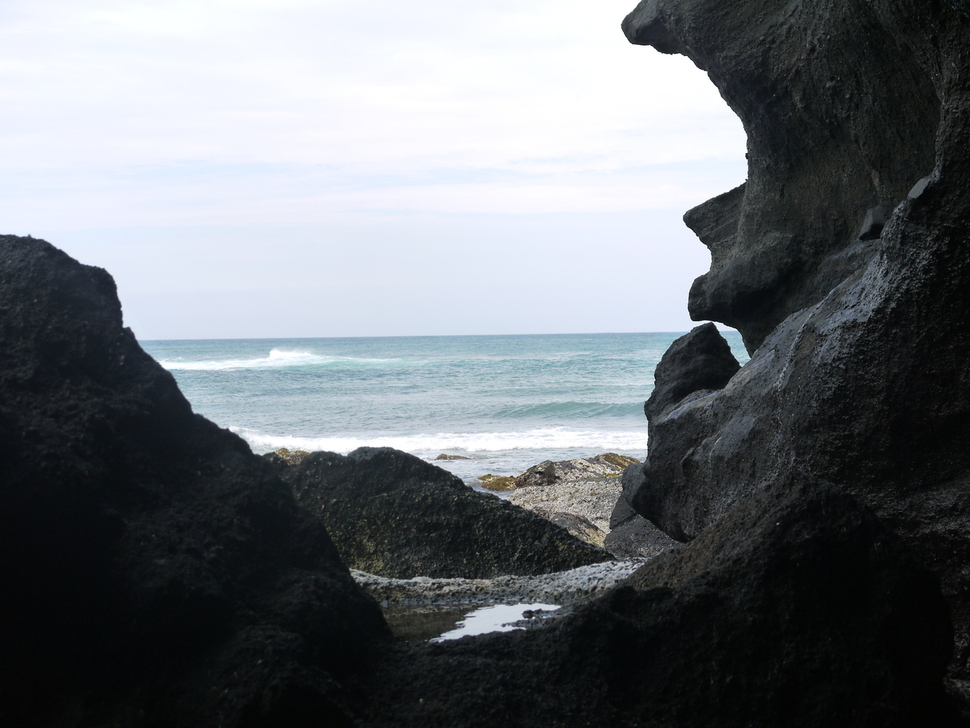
[270,447,611,579]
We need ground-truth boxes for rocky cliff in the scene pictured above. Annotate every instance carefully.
[620,0,970,681]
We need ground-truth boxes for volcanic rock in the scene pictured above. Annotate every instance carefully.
[0,235,388,727]
[362,479,961,727]
[621,0,970,681]
[509,452,638,489]
[268,447,611,579]
[604,492,680,558]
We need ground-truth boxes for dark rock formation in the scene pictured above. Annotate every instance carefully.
[621,0,970,681]
[362,479,961,727]
[625,0,949,352]
[644,322,739,420]
[604,492,680,558]
[0,236,388,727]
[267,447,611,579]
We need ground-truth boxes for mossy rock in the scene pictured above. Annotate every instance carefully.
[273,447,611,579]
[478,474,516,491]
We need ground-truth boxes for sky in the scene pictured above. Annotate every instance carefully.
[0,0,747,340]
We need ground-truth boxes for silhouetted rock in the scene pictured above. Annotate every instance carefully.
[620,0,970,683]
[644,323,739,420]
[625,0,948,352]
[269,447,611,579]
[0,235,388,728]
[363,479,961,727]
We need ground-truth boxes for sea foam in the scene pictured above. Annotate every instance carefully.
[230,426,646,457]
[158,348,411,371]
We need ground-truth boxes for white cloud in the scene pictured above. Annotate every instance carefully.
[0,0,747,336]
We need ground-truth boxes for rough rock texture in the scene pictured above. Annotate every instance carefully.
[508,453,638,489]
[604,495,681,558]
[362,480,961,727]
[621,0,970,680]
[624,0,950,352]
[267,448,611,579]
[497,455,646,551]
[644,322,739,419]
[0,236,389,727]
[351,559,647,610]
[509,479,620,536]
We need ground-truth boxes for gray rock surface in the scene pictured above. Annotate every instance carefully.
[509,479,620,536]
[503,454,647,552]
[625,0,946,352]
[267,448,611,579]
[362,479,961,727]
[507,452,638,489]
[621,0,970,682]
[352,559,648,608]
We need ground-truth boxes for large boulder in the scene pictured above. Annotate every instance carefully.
[620,0,970,679]
[0,236,388,727]
[268,447,611,579]
[362,479,961,727]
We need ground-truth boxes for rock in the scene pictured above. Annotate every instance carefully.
[351,559,648,610]
[508,479,621,546]
[503,455,645,552]
[604,514,680,558]
[644,322,739,420]
[620,0,970,682]
[477,473,516,491]
[604,485,681,557]
[269,447,611,579]
[534,510,606,548]
[266,446,312,466]
[0,236,388,727]
[510,453,639,489]
[624,0,949,353]
[434,453,470,460]
[511,459,559,487]
[362,479,961,727]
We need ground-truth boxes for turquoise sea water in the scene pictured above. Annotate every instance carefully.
[142,332,746,484]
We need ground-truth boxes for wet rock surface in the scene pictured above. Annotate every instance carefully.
[621,0,970,683]
[0,236,389,728]
[267,447,611,579]
[362,480,961,727]
[352,559,648,610]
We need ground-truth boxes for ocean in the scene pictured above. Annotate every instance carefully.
[142,332,747,486]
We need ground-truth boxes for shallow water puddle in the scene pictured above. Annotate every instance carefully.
[384,603,561,642]
[430,603,561,642]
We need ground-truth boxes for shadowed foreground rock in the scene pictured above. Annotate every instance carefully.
[620,0,970,680]
[267,448,611,579]
[0,236,388,727]
[362,480,961,727]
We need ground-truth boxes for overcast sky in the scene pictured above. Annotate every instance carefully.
[0,0,746,340]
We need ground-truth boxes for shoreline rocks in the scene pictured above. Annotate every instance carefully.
[266,447,612,579]
[621,0,970,683]
[351,558,650,609]
[481,453,680,558]
[361,479,963,727]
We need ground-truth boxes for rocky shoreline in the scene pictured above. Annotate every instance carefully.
[5,0,970,725]
[351,558,650,610]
